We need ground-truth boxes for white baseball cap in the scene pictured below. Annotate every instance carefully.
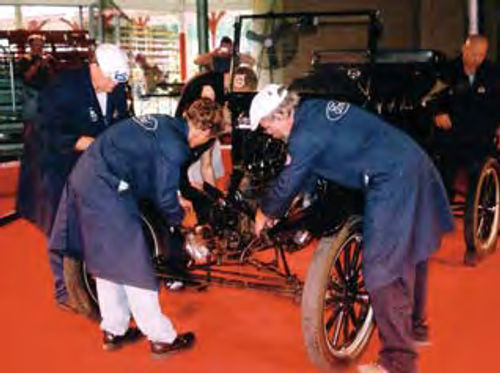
[249,84,288,130]
[95,43,130,83]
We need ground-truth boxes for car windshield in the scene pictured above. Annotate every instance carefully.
[230,10,380,91]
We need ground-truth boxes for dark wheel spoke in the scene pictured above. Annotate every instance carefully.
[343,244,351,278]
[357,279,366,289]
[347,303,359,329]
[325,304,342,333]
[332,310,345,347]
[476,173,499,242]
[329,278,345,293]
[477,214,488,239]
[351,246,360,276]
[343,307,350,343]
[335,260,346,284]
[354,257,363,277]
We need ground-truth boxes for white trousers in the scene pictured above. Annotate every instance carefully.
[95,277,177,343]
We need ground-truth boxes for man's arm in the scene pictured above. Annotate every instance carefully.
[199,147,216,186]
[110,84,129,121]
[154,155,185,226]
[238,53,256,67]
[74,136,94,151]
[428,58,459,130]
[39,75,96,154]
[255,136,324,236]
[194,52,213,68]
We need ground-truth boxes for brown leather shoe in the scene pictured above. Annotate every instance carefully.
[102,327,143,351]
[150,332,196,359]
[413,321,431,347]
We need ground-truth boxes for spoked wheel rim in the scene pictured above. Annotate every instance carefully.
[82,262,98,306]
[323,232,373,358]
[473,164,500,252]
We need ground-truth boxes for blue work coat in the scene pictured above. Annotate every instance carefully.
[262,99,454,292]
[17,65,128,235]
[50,115,189,290]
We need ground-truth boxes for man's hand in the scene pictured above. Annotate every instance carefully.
[40,54,54,67]
[254,208,274,236]
[215,46,231,56]
[434,113,452,130]
[179,195,193,215]
[74,136,94,151]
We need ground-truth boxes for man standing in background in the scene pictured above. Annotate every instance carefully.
[17,43,130,312]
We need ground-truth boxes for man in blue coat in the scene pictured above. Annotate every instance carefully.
[250,85,454,373]
[17,44,130,310]
[50,98,224,357]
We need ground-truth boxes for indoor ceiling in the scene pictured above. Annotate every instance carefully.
[0,0,253,11]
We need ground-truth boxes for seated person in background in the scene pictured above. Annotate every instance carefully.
[232,65,258,92]
[163,67,258,287]
[186,66,259,191]
[176,70,227,196]
[431,34,500,265]
[194,36,255,73]
[176,66,258,222]
[226,65,258,167]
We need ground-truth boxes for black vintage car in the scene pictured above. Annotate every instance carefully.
[225,9,500,371]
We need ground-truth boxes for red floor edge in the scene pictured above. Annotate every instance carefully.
[1,165,499,372]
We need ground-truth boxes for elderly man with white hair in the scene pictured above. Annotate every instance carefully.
[250,84,454,373]
[26,43,130,313]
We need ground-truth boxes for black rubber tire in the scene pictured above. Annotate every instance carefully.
[301,215,374,372]
[464,156,500,258]
[82,213,162,306]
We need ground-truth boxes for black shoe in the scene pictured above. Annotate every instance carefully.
[464,251,478,267]
[150,332,196,359]
[412,322,431,347]
[102,327,143,351]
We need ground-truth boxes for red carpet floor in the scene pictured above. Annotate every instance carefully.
[1,216,499,372]
[1,160,499,372]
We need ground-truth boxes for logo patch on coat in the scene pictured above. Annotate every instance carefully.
[132,115,158,131]
[89,107,99,123]
[325,100,350,122]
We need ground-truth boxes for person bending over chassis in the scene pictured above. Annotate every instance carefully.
[49,98,225,357]
[250,85,454,373]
